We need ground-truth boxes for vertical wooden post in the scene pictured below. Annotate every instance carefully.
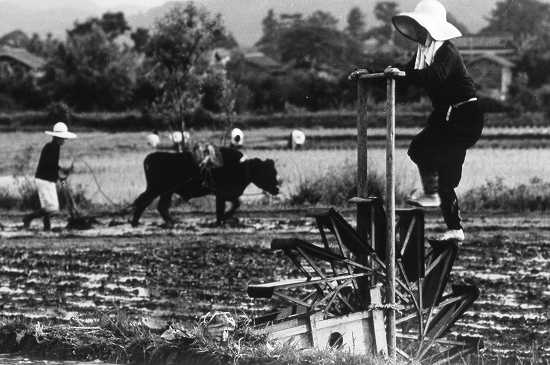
[356,79,370,306]
[385,77,397,362]
[357,79,369,206]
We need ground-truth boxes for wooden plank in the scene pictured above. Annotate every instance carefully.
[386,76,397,363]
[370,285,388,356]
[251,272,368,290]
[309,311,374,354]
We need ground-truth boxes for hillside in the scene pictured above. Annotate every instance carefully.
[128,0,497,46]
[0,0,500,45]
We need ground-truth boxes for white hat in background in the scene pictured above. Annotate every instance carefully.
[45,122,77,139]
[146,132,160,148]
[231,128,244,146]
[291,129,306,146]
[392,0,461,42]
[183,131,191,144]
[170,131,183,144]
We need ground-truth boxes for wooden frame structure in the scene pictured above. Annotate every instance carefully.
[246,70,482,364]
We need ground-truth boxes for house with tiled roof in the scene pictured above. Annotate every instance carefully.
[244,51,282,72]
[0,46,45,78]
[454,34,516,100]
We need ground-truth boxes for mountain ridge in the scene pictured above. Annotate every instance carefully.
[0,0,509,46]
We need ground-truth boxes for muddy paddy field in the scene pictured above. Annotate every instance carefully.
[0,210,548,364]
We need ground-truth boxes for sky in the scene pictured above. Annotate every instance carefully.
[93,0,165,9]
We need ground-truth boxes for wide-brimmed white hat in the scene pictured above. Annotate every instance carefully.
[392,0,461,42]
[45,122,77,139]
[231,128,244,146]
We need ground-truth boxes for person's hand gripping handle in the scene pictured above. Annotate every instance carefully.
[384,66,405,78]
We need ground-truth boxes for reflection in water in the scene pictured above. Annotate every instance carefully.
[0,356,112,365]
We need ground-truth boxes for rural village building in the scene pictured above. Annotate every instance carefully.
[243,51,282,73]
[0,46,45,78]
[454,34,516,100]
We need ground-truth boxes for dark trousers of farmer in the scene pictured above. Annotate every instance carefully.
[408,102,483,229]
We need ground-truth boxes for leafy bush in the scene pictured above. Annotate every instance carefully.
[461,177,550,212]
[46,101,72,124]
[290,162,407,206]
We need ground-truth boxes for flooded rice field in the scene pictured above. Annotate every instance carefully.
[0,355,112,364]
[0,212,548,364]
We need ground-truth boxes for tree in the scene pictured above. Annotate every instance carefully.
[278,24,360,69]
[68,12,130,40]
[256,9,282,58]
[346,7,367,40]
[42,23,139,111]
[482,0,550,86]
[131,27,149,53]
[367,1,400,45]
[306,10,338,29]
[100,12,131,40]
[482,0,550,47]
[26,33,61,58]
[145,3,226,138]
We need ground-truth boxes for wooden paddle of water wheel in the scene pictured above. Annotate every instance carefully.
[247,201,482,364]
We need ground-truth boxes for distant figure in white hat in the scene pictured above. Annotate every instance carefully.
[288,129,306,150]
[384,0,484,241]
[169,130,191,152]
[23,122,77,231]
[146,130,160,148]
[230,128,244,149]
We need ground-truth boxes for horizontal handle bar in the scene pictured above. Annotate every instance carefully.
[359,71,406,79]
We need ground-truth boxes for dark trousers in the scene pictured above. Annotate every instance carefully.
[408,102,483,229]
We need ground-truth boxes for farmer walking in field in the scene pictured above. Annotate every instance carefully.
[385,0,484,241]
[23,122,77,231]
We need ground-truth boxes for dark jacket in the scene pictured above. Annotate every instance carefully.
[35,142,60,182]
[405,41,476,110]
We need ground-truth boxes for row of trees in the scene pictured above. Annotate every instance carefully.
[1,0,550,119]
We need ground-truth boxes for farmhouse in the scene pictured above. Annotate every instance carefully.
[454,34,516,100]
[243,51,282,73]
[0,46,45,78]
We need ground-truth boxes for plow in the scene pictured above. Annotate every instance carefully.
[247,71,483,364]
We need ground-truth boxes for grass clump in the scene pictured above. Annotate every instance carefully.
[290,162,408,206]
[461,177,550,212]
[0,178,92,211]
[0,312,388,365]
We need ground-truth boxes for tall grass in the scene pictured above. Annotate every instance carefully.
[0,314,389,365]
[0,145,92,211]
[289,162,408,206]
[461,177,550,212]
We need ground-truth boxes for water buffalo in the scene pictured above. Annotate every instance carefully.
[131,149,280,227]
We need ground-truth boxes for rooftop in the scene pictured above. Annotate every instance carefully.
[453,34,515,50]
[0,46,45,69]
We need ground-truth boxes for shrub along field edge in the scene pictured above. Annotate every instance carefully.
[0,110,548,132]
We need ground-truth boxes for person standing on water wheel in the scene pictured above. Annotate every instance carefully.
[385,0,484,241]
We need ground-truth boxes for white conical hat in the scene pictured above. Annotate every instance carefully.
[392,0,462,42]
[45,122,77,139]
[231,128,244,146]
[291,130,306,145]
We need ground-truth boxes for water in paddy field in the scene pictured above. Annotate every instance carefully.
[0,356,112,364]
[0,215,548,363]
